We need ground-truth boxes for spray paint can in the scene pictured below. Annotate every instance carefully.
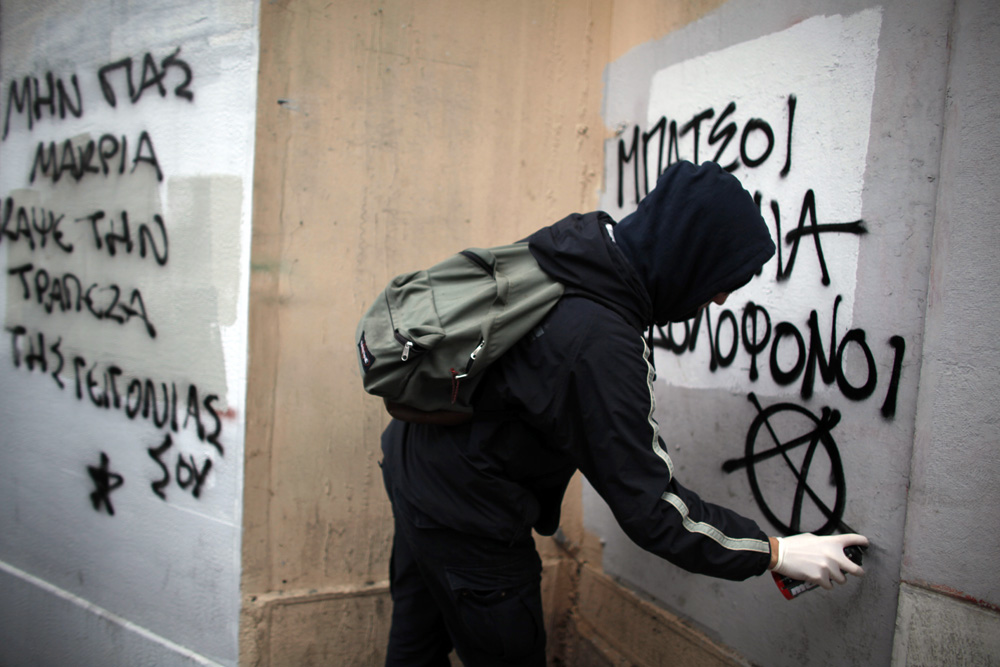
[772,545,866,600]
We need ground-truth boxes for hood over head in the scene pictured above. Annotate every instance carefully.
[614,161,776,325]
[527,211,651,332]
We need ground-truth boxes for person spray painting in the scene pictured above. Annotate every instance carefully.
[379,160,869,666]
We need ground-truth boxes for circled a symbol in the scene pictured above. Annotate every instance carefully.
[723,393,848,535]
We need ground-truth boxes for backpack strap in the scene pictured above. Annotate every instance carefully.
[384,399,473,425]
[383,399,520,425]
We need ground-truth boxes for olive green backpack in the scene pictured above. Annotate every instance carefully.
[356,243,564,422]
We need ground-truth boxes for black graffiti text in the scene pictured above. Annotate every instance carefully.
[3,47,194,141]
[98,47,194,108]
[7,262,156,338]
[0,198,74,253]
[147,434,213,501]
[1,197,170,266]
[618,94,797,207]
[3,71,84,140]
[6,327,67,389]
[5,325,224,453]
[653,296,906,419]
[29,131,163,184]
[76,210,169,265]
[755,188,866,286]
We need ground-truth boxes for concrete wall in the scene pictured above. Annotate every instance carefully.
[0,1,259,665]
[590,1,1000,665]
[897,0,1000,662]
[241,1,614,662]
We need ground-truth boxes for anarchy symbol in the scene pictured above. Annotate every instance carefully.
[723,393,851,536]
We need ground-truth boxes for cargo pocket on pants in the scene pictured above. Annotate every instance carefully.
[445,565,544,661]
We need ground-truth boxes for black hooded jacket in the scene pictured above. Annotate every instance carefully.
[381,161,776,580]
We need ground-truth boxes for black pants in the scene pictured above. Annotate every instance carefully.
[383,468,546,666]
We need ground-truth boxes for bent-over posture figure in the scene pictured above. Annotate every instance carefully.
[380,161,868,666]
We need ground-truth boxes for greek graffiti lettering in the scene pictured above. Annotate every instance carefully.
[3,43,226,518]
[6,324,224,455]
[148,433,213,501]
[1,196,171,266]
[3,47,193,141]
[7,262,157,338]
[617,94,797,207]
[651,297,905,417]
[98,48,194,108]
[2,71,83,140]
[29,130,163,184]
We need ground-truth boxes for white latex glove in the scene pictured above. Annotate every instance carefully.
[772,533,869,589]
